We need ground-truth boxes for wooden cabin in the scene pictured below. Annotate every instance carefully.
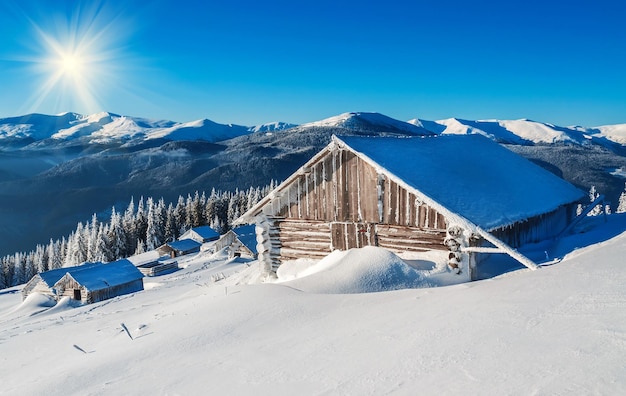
[180,226,220,243]
[235,135,585,280]
[157,239,201,258]
[22,262,101,301]
[53,259,144,304]
[214,225,258,258]
[22,260,144,304]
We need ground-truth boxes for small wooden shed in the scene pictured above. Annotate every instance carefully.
[235,135,585,280]
[127,251,179,277]
[157,239,202,258]
[180,226,220,243]
[53,259,144,304]
[214,225,258,258]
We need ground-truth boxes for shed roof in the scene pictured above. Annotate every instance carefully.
[185,225,219,240]
[61,259,144,291]
[167,239,202,252]
[336,135,585,230]
[233,225,258,254]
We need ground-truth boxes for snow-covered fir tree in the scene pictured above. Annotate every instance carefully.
[587,186,604,216]
[616,183,626,214]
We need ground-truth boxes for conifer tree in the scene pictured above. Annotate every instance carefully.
[617,183,626,214]
[108,208,127,261]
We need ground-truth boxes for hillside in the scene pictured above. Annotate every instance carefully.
[2,214,626,394]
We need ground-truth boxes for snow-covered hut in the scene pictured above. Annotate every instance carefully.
[214,225,258,258]
[235,135,585,279]
[21,262,101,301]
[127,251,179,277]
[180,225,220,243]
[53,259,144,304]
[157,239,201,258]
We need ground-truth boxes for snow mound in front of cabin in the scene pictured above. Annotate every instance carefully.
[277,246,431,293]
[4,293,57,317]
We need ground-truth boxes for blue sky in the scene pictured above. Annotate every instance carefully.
[0,0,624,127]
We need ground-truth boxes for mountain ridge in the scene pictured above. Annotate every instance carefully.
[2,111,626,151]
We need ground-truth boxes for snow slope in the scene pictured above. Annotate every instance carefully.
[588,123,626,145]
[2,215,626,395]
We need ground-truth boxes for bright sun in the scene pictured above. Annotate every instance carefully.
[21,2,130,115]
[60,53,84,76]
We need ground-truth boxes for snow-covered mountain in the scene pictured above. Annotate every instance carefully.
[0,112,294,146]
[2,111,625,149]
[249,121,298,133]
[585,123,626,145]
[407,117,626,149]
[300,112,434,136]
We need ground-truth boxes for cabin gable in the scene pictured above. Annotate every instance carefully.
[248,143,450,271]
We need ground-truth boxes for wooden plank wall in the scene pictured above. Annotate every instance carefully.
[272,148,446,228]
[489,205,571,248]
[330,222,377,250]
[265,148,450,263]
[88,280,144,304]
[56,276,87,301]
[214,231,237,252]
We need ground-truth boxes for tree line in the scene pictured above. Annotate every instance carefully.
[0,183,274,290]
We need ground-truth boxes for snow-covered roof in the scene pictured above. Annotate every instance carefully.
[167,239,202,252]
[182,226,220,241]
[60,259,144,291]
[233,225,258,254]
[38,262,102,287]
[192,225,220,240]
[336,135,585,230]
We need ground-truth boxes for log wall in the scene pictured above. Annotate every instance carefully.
[271,219,332,262]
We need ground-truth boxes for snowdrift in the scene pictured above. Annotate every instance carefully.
[277,246,431,293]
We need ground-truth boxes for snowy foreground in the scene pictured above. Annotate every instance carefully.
[2,216,626,395]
